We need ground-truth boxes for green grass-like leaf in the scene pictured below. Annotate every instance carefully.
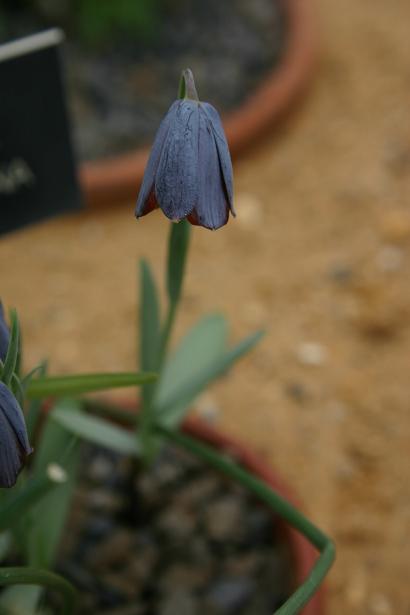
[26,371,157,399]
[155,329,264,427]
[52,404,140,457]
[1,310,19,387]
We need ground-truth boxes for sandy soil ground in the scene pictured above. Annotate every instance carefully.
[1,0,409,613]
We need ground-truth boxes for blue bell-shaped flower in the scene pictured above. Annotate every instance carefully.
[136,69,235,230]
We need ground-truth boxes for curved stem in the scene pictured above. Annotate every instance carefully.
[157,425,335,615]
[82,399,335,614]
[178,68,199,100]
[0,567,77,615]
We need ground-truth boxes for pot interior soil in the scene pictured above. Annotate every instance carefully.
[51,442,293,614]
[1,0,286,161]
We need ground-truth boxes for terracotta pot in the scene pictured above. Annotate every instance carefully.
[39,399,325,612]
[181,416,325,615]
[80,0,317,208]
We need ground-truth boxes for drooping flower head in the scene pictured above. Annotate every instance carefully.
[0,302,10,363]
[136,69,235,230]
[0,382,32,488]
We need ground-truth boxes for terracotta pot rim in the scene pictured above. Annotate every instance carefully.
[79,0,317,208]
[181,416,324,615]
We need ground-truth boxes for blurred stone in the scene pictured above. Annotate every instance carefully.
[235,193,263,228]
[376,245,404,272]
[160,562,211,592]
[346,570,367,606]
[328,263,354,284]
[159,590,199,615]
[194,393,220,424]
[379,210,410,244]
[87,488,124,514]
[351,282,406,339]
[205,578,255,613]
[384,140,410,176]
[100,570,141,600]
[102,605,145,615]
[157,506,196,541]
[224,551,265,577]
[204,495,246,543]
[369,593,393,615]
[86,528,133,571]
[285,381,309,403]
[87,454,116,482]
[177,475,221,508]
[296,342,327,366]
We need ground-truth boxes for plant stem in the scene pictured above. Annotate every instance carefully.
[26,371,156,399]
[178,68,199,100]
[0,567,77,615]
[157,301,176,370]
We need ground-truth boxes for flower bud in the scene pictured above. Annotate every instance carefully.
[136,69,234,230]
[0,382,32,488]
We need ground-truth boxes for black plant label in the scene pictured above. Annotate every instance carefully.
[0,30,82,236]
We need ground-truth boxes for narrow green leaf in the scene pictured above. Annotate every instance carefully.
[26,400,81,569]
[155,314,227,408]
[0,567,76,615]
[10,373,25,408]
[0,585,41,615]
[1,310,19,387]
[155,330,264,427]
[26,371,157,399]
[0,533,12,563]
[52,404,140,457]
[21,360,48,390]
[0,473,60,533]
[167,220,191,306]
[25,362,48,441]
[140,259,160,372]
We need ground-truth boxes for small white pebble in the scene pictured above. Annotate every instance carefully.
[296,342,328,366]
[370,594,393,615]
[235,192,263,228]
[47,463,67,483]
[195,393,220,424]
[377,245,403,272]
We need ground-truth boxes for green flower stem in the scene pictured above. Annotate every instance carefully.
[0,567,76,615]
[157,301,177,370]
[156,425,335,615]
[178,68,199,101]
[139,220,190,462]
[157,220,191,369]
[26,371,157,399]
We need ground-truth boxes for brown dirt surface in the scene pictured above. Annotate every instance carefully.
[1,0,409,613]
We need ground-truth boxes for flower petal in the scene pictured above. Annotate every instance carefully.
[0,382,32,488]
[155,100,200,221]
[135,101,179,218]
[190,109,230,230]
[201,103,235,215]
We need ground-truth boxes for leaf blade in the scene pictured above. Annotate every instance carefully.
[155,330,264,427]
[26,371,157,399]
[52,404,140,457]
